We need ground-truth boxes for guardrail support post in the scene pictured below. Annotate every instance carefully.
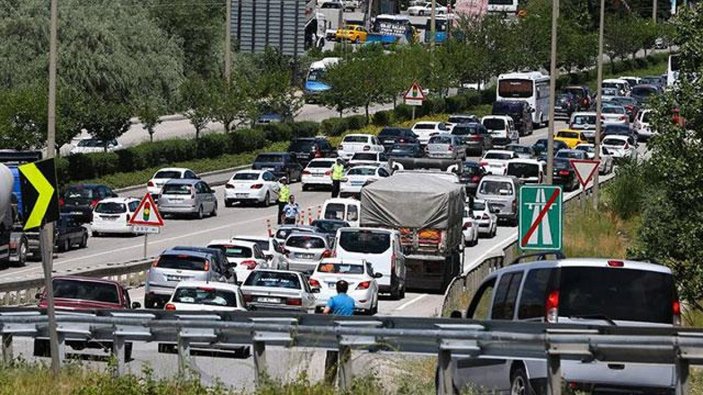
[112,335,126,377]
[547,354,562,395]
[177,332,191,375]
[675,357,689,395]
[337,344,352,391]
[56,332,65,365]
[253,340,268,387]
[324,350,338,386]
[436,349,452,395]
[2,334,12,363]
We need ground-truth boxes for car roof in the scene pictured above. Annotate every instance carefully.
[287,232,327,240]
[65,183,104,189]
[155,167,189,173]
[491,258,671,277]
[344,133,373,137]
[232,235,270,242]
[557,128,582,133]
[174,280,241,292]
[572,112,596,116]
[318,258,366,266]
[208,239,258,249]
[256,152,287,156]
[52,275,121,286]
[97,197,137,204]
[480,175,519,182]
[161,248,213,259]
[313,219,350,225]
[508,158,540,164]
[482,115,512,120]
[484,150,514,155]
[603,135,629,141]
[249,268,302,276]
[235,170,265,175]
[164,179,199,185]
[324,198,360,205]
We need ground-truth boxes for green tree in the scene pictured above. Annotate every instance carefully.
[135,97,165,143]
[0,85,47,150]
[179,77,213,141]
[78,97,132,152]
[317,60,366,117]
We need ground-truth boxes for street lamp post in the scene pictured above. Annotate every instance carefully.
[593,0,606,208]
[546,0,559,184]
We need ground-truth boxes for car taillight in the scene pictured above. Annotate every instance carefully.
[479,161,488,166]
[463,222,472,230]
[356,281,371,290]
[321,249,333,258]
[286,298,302,306]
[164,303,176,311]
[325,170,331,176]
[399,138,406,143]
[482,214,490,220]
[315,151,322,158]
[309,278,321,288]
[250,183,263,189]
[624,143,629,150]
[512,199,517,212]
[619,116,627,121]
[471,135,481,141]
[545,290,559,323]
[447,146,453,151]
[471,176,480,182]
[243,294,253,303]
[607,260,624,267]
[152,258,159,267]
[363,145,370,151]
[203,260,210,271]
[148,181,154,187]
[225,183,235,189]
[90,199,99,208]
[558,170,570,176]
[240,260,258,270]
[59,198,64,207]
[673,300,681,326]
[303,170,311,175]
[337,145,343,150]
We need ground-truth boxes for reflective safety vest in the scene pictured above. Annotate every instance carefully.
[278,184,291,203]
[331,163,345,181]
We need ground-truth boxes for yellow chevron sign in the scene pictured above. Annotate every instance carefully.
[18,159,59,231]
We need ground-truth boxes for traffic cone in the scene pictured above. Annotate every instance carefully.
[266,219,273,237]
[317,206,322,220]
[308,208,313,224]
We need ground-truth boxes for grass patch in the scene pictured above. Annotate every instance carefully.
[563,203,641,259]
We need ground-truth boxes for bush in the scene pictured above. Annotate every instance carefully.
[260,122,293,142]
[290,121,320,138]
[229,128,267,153]
[197,133,230,158]
[346,115,367,131]
[603,158,648,220]
[393,104,415,122]
[320,117,349,136]
[66,152,120,180]
[372,110,393,126]
[444,95,467,113]
[423,97,445,115]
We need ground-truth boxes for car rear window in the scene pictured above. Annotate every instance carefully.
[255,154,284,163]
[484,152,512,160]
[65,187,95,199]
[483,118,505,130]
[307,160,335,168]
[155,171,182,179]
[603,138,626,146]
[233,173,260,181]
[324,203,346,220]
[352,153,378,161]
[451,125,479,136]
[378,129,402,137]
[244,271,301,289]
[571,115,596,125]
[603,106,625,114]
[172,287,238,307]
[316,263,364,274]
[559,267,675,324]
[641,111,652,123]
[161,184,192,195]
[338,230,390,254]
[413,123,436,130]
[52,279,119,304]
[461,165,481,176]
[343,135,369,143]
[208,245,252,259]
[554,159,572,169]
[479,180,513,195]
[631,87,657,96]
[429,135,452,144]
[289,140,315,152]
[95,202,126,214]
[286,236,326,249]
[348,167,376,176]
[156,255,208,271]
[507,163,539,178]
[556,151,582,159]
[557,131,578,139]
[235,239,270,252]
[313,221,348,234]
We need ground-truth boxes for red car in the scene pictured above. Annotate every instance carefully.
[35,276,140,360]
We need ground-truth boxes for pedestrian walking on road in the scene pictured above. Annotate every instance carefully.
[282,195,301,225]
[330,158,345,198]
[277,177,290,225]
[323,280,355,316]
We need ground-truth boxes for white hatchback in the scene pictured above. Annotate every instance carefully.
[207,239,268,284]
[339,166,391,198]
[91,197,140,236]
[480,150,518,175]
[411,121,450,145]
[634,109,654,140]
[301,158,336,191]
[602,135,638,162]
[164,281,247,312]
[147,168,199,199]
[336,134,384,160]
[462,206,479,247]
[224,170,279,207]
[309,258,382,315]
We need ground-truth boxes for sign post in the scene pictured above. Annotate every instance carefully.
[519,186,563,251]
[570,159,601,206]
[128,194,164,258]
[403,82,426,120]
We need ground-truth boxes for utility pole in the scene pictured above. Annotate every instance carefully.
[430,0,437,49]
[224,0,232,82]
[545,0,558,184]
[593,0,606,208]
[652,0,657,22]
[44,0,61,376]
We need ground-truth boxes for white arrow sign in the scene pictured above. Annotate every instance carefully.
[570,159,601,187]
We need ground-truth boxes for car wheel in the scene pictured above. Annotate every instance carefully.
[390,280,401,300]
[196,205,204,220]
[225,199,233,208]
[419,10,425,15]
[80,234,88,248]
[63,239,70,252]
[14,240,27,267]
[261,192,270,207]
[400,285,406,299]
[491,224,497,238]
[211,202,218,217]
[510,366,536,395]
[302,184,309,192]
[93,231,101,237]
[354,37,360,44]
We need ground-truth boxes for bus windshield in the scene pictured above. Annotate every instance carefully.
[498,79,533,98]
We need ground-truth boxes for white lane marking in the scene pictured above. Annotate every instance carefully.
[395,294,427,311]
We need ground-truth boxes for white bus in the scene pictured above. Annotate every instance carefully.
[496,71,551,126]
[667,54,680,87]
[487,0,519,15]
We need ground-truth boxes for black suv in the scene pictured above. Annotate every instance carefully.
[377,127,418,152]
[491,100,534,136]
[563,85,593,110]
[60,184,118,224]
[287,137,336,166]
[252,152,303,182]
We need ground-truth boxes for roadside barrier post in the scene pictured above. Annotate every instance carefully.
[324,350,338,386]
[266,220,273,237]
[337,345,352,391]
[547,354,562,395]
[436,349,453,395]
[308,208,313,224]
[1,334,11,364]
[676,357,689,395]
[112,335,126,377]
[177,331,191,375]
[253,340,268,386]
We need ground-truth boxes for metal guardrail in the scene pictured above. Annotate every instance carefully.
[0,310,699,394]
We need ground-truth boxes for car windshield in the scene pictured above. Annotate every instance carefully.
[429,135,452,144]
[156,255,209,271]
[556,151,581,159]
[572,115,596,125]
[479,180,513,195]
[338,230,390,254]
[484,152,512,160]
[343,135,369,143]
[233,173,260,181]
[632,87,657,96]
[286,236,326,249]
[95,202,126,214]
[52,279,120,304]
[603,138,626,146]
[348,167,376,176]
[352,153,378,161]
[172,287,238,307]
[507,163,539,177]
[161,184,192,195]
[208,245,252,259]
[313,221,347,234]
[307,161,334,168]
[557,131,579,139]
[64,187,94,199]
[603,106,625,114]
[255,154,284,163]
[413,123,437,130]
[483,119,505,130]
[559,267,674,324]
[244,271,301,289]
[316,263,365,274]
[508,146,531,154]
[154,171,182,179]
[289,140,315,152]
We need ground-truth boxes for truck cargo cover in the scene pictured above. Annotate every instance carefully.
[360,173,464,230]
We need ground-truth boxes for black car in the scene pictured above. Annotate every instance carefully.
[287,137,336,166]
[387,143,424,158]
[448,114,480,124]
[311,219,350,247]
[532,139,569,157]
[377,128,418,152]
[252,152,303,182]
[562,85,593,110]
[555,93,577,119]
[491,100,534,136]
[629,84,660,107]
[451,123,493,156]
[26,214,89,259]
[552,158,579,191]
[458,161,485,196]
[60,184,118,224]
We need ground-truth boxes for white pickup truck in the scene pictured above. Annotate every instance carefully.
[337,134,384,160]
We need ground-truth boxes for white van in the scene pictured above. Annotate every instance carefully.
[321,198,360,227]
[334,227,406,299]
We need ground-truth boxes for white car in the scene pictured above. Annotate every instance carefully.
[634,109,654,141]
[147,168,199,199]
[90,197,140,236]
[207,239,268,284]
[462,206,479,247]
[602,78,631,96]
[619,76,642,88]
[348,152,390,169]
[411,121,449,145]
[337,134,384,160]
[232,235,289,270]
[569,112,598,141]
[240,269,317,313]
[505,159,544,184]
[301,158,336,191]
[69,138,122,155]
[471,199,497,238]
[481,115,519,147]
[164,281,247,312]
[574,143,614,174]
[407,2,447,15]
[309,258,381,315]
[602,104,630,125]
[224,170,280,207]
[602,135,638,162]
[479,150,517,175]
[339,165,391,198]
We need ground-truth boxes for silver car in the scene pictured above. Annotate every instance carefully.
[283,232,333,273]
[240,269,317,313]
[158,179,218,219]
[425,134,467,160]
[475,175,522,227]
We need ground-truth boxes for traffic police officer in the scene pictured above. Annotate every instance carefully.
[330,158,345,198]
[277,176,290,224]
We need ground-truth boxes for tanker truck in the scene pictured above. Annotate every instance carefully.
[0,163,28,266]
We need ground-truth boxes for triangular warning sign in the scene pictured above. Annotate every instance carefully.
[404,82,426,101]
[128,193,164,227]
[570,159,601,187]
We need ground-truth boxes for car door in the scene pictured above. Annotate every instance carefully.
[64,216,81,244]
[263,172,280,198]
[204,182,217,211]
[196,182,211,212]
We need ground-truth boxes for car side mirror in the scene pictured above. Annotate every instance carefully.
[311,287,321,293]
[450,310,463,319]
[131,302,142,309]
[491,207,501,214]
[373,272,383,279]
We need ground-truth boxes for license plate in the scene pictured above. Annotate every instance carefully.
[100,216,118,221]
[327,282,337,288]
[70,211,82,215]
[166,275,187,282]
[236,193,248,197]
[313,174,324,177]
[351,182,364,186]
[257,297,281,304]
[490,164,501,168]
[298,253,315,259]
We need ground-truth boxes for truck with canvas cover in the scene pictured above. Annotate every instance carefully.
[360,173,464,291]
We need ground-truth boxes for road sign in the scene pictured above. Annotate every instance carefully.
[18,159,59,231]
[519,186,563,251]
[570,159,601,187]
[128,194,164,228]
[404,82,426,106]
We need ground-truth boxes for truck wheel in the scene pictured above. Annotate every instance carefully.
[390,280,401,300]
[14,240,27,267]
[79,234,88,248]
